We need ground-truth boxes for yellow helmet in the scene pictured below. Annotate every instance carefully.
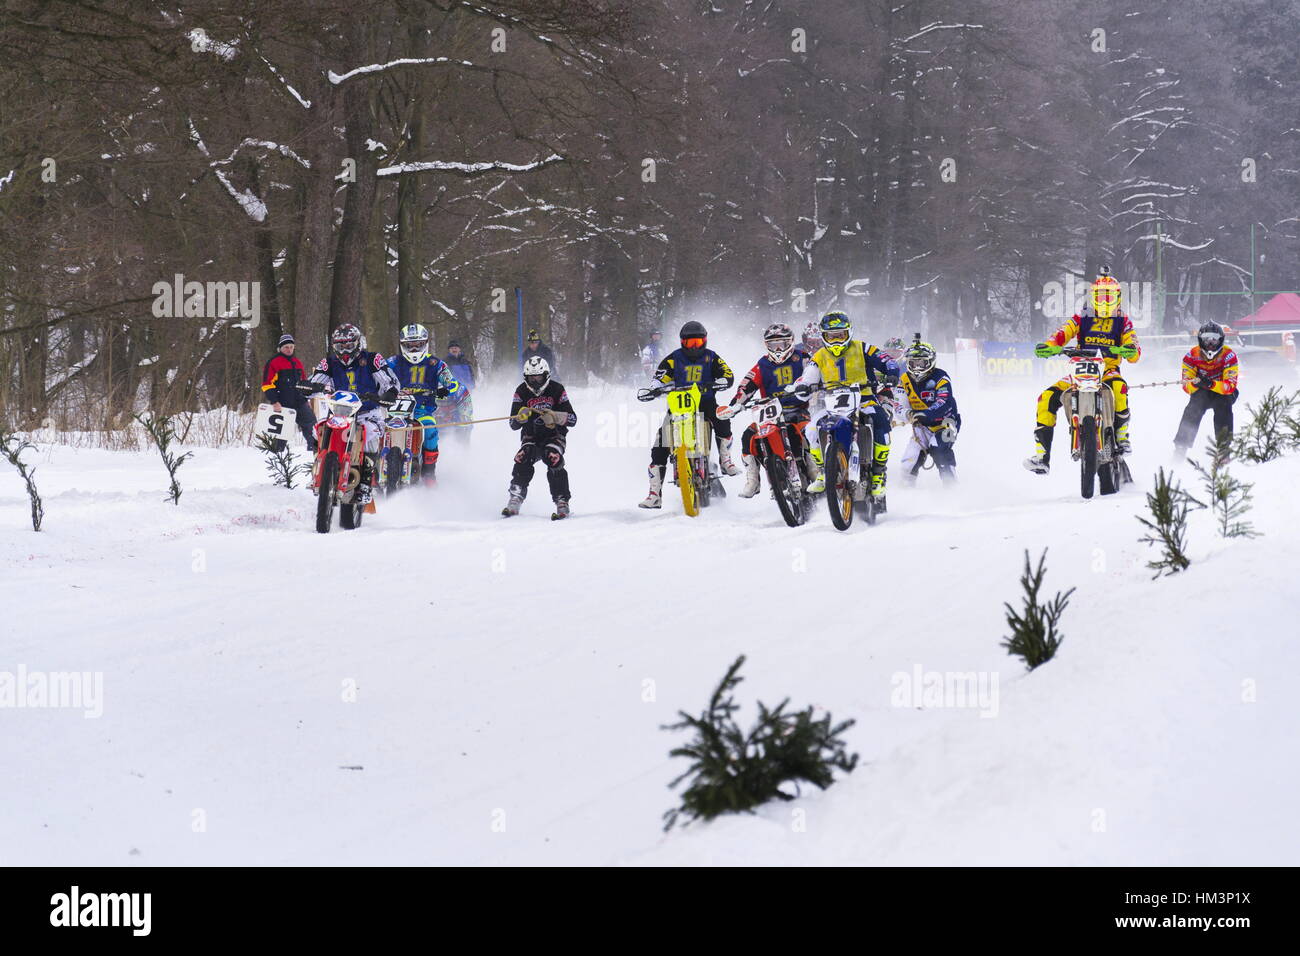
[1090,270,1121,318]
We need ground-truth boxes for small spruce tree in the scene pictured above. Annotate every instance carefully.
[1232,387,1299,463]
[662,655,858,830]
[135,412,194,504]
[1002,549,1074,671]
[1187,434,1260,540]
[256,434,311,489]
[1137,468,1193,577]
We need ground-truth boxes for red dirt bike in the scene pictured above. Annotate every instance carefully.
[299,387,371,533]
[734,393,817,527]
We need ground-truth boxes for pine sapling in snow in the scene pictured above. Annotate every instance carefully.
[0,428,43,531]
[1002,549,1073,671]
[1137,468,1192,578]
[661,655,858,830]
[1232,386,1299,463]
[257,433,311,489]
[1187,434,1259,540]
[135,412,194,504]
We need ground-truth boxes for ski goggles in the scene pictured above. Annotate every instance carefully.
[681,337,706,349]
[822,330,851,345]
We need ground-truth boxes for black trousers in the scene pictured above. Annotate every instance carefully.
[511,441,570,500]
[1174,389,1237,450]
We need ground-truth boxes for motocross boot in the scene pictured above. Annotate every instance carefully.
[738,454,761,498]
[716,435,741,476]
[638,465,664,509]
[805,444,825,493]
[422,449,439,488]
[355,453,376,505]
[1116,414,1132,455]
[1024,426,1052,474]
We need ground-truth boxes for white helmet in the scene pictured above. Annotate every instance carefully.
[523,355,551,395]
[399,324,430,364]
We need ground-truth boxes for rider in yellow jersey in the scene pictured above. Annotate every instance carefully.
[792,311,901,503]
[1024,268,1141,474]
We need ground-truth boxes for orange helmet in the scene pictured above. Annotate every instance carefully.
[1090,269,1121,318]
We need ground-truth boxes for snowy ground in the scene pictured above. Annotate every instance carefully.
[3,358,1298,865]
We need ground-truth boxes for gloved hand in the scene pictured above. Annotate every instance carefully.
[788,384,813,400]
[909,408,930,425]
[514,407,534,423]
[539,408,569,428]
[1110,344,1139,360]
[636,386,663,403]
[1195,372,1215,390]
[712,378,732,390]
[381,387,399,403]
[877,385,895,402]
[435,386,451,399]
[1034,342,1063,358]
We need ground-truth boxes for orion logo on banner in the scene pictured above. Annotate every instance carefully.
[980,342,1070,385]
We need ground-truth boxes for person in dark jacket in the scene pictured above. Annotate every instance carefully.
[522,329,558,378]
[502,356,577,520]
[260,334,317,451]
[444,341,476,390]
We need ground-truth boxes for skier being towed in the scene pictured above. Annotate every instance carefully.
[502,356,578,520]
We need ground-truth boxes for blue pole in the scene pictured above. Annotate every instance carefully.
[515,286,523,369]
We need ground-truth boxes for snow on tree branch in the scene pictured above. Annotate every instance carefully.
[328,57,477,84]
[376,154,564,178]
[259,54,311,109]
[898,22,984,44]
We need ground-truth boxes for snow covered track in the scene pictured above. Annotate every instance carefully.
[2,382,1297,865]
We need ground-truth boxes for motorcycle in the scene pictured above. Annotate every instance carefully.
[377,391,426,494]
[1061,347,1133,499]
[736,394,817,527]
[637,382,726,516]
[814,383,879,530]
[302,388,370,533]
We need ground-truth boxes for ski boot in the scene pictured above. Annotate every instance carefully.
[502,485,525,517]
[738,454,761,498]
[638,465,664,509]
[551,498,570,521]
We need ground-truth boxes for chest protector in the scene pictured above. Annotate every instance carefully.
[1075,312,1128,352]
[813,342,871,387]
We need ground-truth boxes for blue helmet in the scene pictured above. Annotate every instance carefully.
[819,311,852,356]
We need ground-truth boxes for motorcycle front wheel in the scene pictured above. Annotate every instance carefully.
[675,444,699,516]
[824,440,854,530]
[316,451,339,534]
[1079,415,1098,499]
[766,453,804,527]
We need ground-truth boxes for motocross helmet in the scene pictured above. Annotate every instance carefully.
[679,320,707,357]
[331,324,362,365]
[523,355,551,395]
[399,324,431,364]
[1090,267,1121,319]
[819,311,852,356]
[1197,322,1225,359]
[527,328,541,343]
[802,321,824,353]
[905,340,938,379]
[763,323,795,363]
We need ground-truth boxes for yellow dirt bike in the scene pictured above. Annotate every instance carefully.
[638,382,721,516]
